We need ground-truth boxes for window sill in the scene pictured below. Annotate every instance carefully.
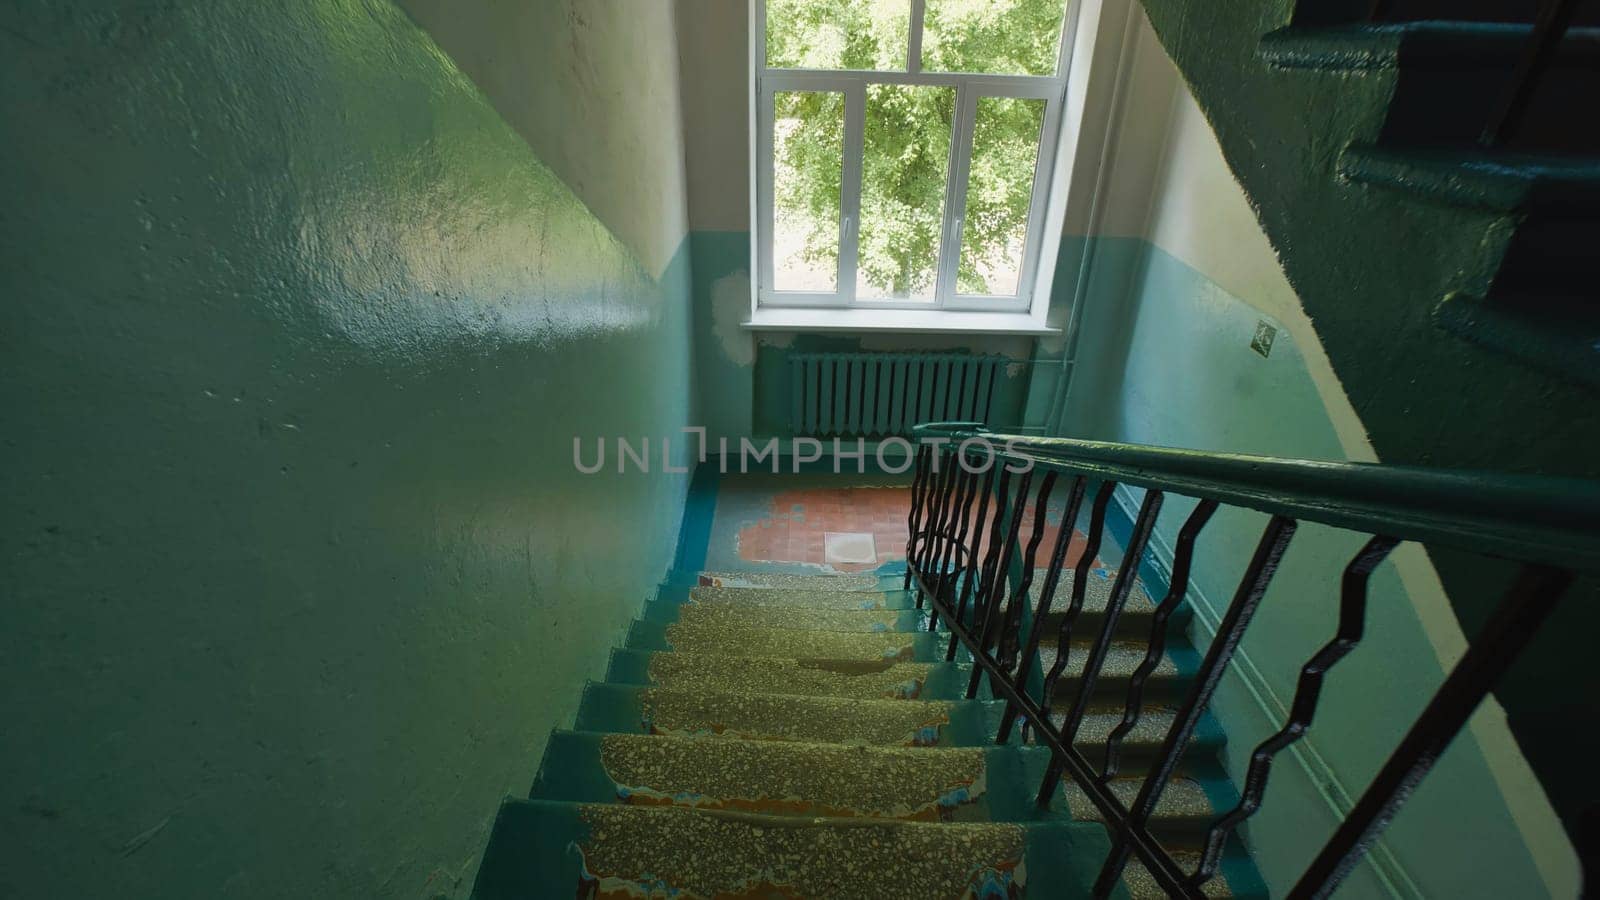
[742,307,1060,336]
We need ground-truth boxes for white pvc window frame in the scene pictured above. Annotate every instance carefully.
[752,0,1076,317]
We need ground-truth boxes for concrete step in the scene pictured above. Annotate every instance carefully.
[676,583,916,610]
[533,731,1006,822]
[572,683,1228,759]
[625,617,943,662]
[532,730,1248,839]
[1120,847,1268,900]
[604,648,969,701]
[472,799,1109,899]
[1338,144,1600,215]
[643,599,932,634]
[1025,565,1191,639]
[1034,639,1199,705]
[1433,291,1600,390]
[616,637,1198,705]
[1260,23,1600,152]
[684,570,897,592]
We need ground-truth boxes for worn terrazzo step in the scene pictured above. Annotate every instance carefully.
[1032,639,1201,705]
[1119,847,1269,900]
[681,570,901,592]
[1058,757,1245,842]
[471,799,1109,900]
[604,648,973,700]
[643,599,934,634]
[625,617,945,662]
[1026,566,1193,638]
[532,731,1011,821]
[617,630,1196,707]
[572,683,1227,760]
[531,731,1248,836]
[674,583,917,610]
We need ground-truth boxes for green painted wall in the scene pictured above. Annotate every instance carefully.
[0,1,691,897]
[1134,0,1600,854]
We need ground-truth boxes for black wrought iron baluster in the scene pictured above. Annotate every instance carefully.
[929,460,981,632]
[996,471,1060,675]
[1058,489,1163,768]
[996,475,1087,745]
[1481,0,1578,146]
[1187,534,1398,888]
[1289,563,1573,900]
[910,456,938,607]
[914,454,957,607]
[966,466,1035,699]
[926,456,970,630]
[904,444,931,595]
[953,461,1017,672]
[946,466,999,662]
[1037,482,1116,729]
[1092,515,1297,898]
[1102,499,1219,781]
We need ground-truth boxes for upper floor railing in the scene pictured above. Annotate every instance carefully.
[902,422,1600,898]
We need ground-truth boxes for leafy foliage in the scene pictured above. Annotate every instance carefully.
[767,0,1063,297]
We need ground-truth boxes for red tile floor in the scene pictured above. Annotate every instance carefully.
[734,485,1102,574]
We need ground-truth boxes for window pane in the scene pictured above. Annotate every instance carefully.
[959,96,1046,297]
[857,84,955,303]
[773,90,845,293]
[921,0,1068,76]
[765,0,911,71]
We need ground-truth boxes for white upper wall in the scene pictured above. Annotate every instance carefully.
[395,0,690,276]
[677,0,752,232]
[675,0,748,230]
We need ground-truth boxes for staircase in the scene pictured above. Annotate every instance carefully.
[1130,0,1600,850]
[1128,0,1600,473]
[1257,0,1600,386]
[469,567,1266,898]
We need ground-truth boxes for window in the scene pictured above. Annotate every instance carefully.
[755,0,1073,319]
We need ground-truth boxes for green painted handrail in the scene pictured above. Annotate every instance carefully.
[913,422,1600,571]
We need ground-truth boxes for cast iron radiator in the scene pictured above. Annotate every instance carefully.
[788,352,1006,438]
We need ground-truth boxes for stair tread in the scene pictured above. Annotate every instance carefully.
[1260,22,1600,70]
[1434,292,1600,389]
[1036,640,1195,684]
[575,682,1227,751]
[1028,564,1155,605]
[628,617,939,661]
[535,730,1240,828]
[647,600,930,634]
[606,648,958,700]
[1340,144,1600,213]
[579,682,971,746]
[1060,773,1226,827]
[1121,851,1264,900]
[688,584,916,610]
[538,730,995,821]
[472,800,1109,899]
[693,571,890,591]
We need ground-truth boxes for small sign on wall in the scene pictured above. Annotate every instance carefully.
[1251,320,1277,358]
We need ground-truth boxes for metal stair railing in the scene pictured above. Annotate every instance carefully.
[901,421,1600,899]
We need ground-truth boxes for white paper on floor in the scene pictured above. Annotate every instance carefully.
[823,531,878,564]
